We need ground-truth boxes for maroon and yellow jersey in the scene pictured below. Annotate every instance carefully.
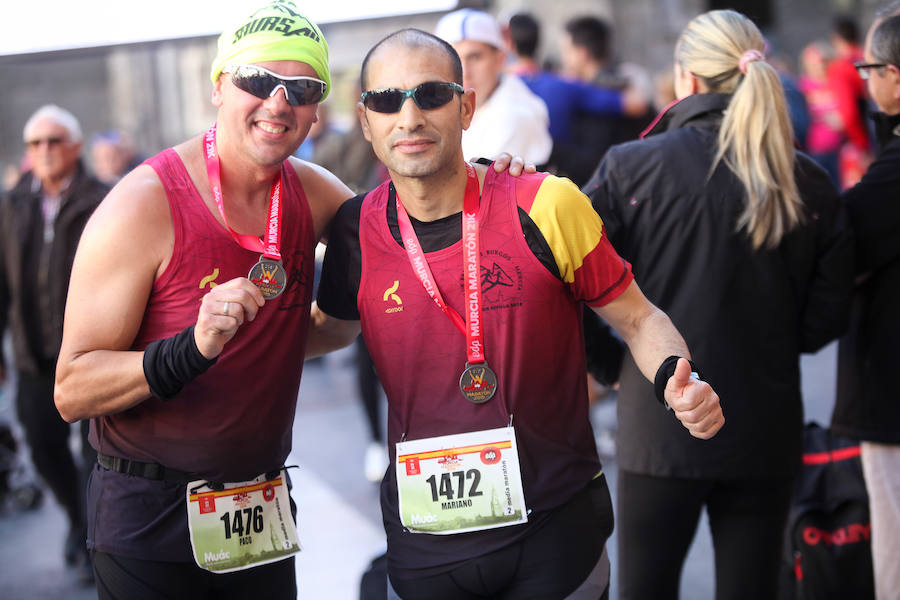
[328,167,632,574]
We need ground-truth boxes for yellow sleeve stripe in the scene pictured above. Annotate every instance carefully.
[527,175,605,284]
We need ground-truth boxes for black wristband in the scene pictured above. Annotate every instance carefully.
[653,355,701,407]
[143,325,218,400]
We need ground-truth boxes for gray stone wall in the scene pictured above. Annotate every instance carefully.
[0,39,219,177]
[1,49,110,174]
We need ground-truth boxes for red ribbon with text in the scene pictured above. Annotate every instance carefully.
[203,123,283,261]
[395,163,485,365]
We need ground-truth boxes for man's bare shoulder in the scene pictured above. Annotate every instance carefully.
[82,162,174,275]
[287,156,354,241]
[91,163,170,230]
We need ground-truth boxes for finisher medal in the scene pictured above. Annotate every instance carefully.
[459,363,498,404]
[248,257,286,299]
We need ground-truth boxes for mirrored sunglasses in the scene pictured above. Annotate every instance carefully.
[361,81,464,113]
[223,64,326,106]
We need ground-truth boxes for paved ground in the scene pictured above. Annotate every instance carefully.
[0,342,838,599]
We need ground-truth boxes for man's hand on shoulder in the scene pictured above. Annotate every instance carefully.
[664,358,724,440]
[475,153,536,177]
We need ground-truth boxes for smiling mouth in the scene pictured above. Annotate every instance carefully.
[256,122,288,134]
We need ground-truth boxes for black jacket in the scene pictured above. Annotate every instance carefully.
[584,93,854,479]
[831,112,900,444]
[0,161,107,375]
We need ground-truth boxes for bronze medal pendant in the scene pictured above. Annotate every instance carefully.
[459,363,498,404]
[248,258,286,299]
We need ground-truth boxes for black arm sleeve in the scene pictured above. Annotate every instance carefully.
[143,326,217,400]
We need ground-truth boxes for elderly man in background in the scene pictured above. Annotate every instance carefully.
[0,104,108,584]
[435,8,553,166]
[831,7,900,598]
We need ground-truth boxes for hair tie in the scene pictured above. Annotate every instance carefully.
[738,49,765,74]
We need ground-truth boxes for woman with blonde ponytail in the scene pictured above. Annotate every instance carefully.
[584,9,854,599]
[680,10,805,250]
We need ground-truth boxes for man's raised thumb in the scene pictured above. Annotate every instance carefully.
[671,357,693,386]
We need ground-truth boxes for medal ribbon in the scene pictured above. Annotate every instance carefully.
[395,163,485,365]
[203,123,283,261]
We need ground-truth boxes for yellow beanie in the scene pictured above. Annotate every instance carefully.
[210,1,330,100]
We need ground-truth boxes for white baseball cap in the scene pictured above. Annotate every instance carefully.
[434,9,504,49]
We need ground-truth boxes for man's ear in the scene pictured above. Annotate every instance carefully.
[890,64,900,101]
[357,102,372,142]
[460,89,476,131]
[212,76,225,107]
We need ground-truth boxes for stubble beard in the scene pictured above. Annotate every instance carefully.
[389,157,443,179]
[383,131,460,182]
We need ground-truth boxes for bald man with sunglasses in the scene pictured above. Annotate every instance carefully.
[308,28,723,600]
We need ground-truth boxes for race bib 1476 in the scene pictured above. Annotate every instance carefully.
[187,470,300,573]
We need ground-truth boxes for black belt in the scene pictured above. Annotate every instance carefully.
[97,452,199,484]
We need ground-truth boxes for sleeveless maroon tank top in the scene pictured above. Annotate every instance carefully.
[359,168,601,569]
[91,149,315,482]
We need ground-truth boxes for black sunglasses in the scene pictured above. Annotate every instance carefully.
[854,62,889,80]
[223,64,326,106]
[361,82,464,113]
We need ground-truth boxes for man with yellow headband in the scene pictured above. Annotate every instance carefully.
[52,1,349,596]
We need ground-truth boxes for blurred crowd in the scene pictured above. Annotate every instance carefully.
[259,8,887,217]
[0,11,882,199]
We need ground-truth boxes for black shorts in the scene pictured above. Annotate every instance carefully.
[92,551,296,600]
[388,474,613,600]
